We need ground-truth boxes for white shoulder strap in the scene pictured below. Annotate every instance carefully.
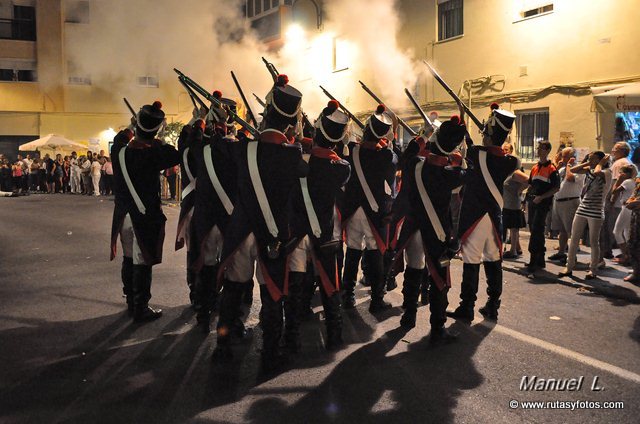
[118,146,146,215]
[247,142,279,237]
[415,160,446,242]
[300,177,322,238]
[180,147,196,199]
[479,150,504,209]
[353,145,379,212]
[203,144,234,215]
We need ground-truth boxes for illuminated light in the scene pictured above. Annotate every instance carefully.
[101,127,117,141]
[286,24,305,44]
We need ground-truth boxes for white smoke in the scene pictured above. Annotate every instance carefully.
[66,0,420,123]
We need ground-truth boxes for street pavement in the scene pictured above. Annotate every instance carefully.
[0,194,639,424]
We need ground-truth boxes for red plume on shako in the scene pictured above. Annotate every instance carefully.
[152,100,163,110]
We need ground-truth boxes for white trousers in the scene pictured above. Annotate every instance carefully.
[202,225,223,266]
[224,233,266,284]
[566,214,603,273]
[614,207,632,245]
[461,214,501,264]
[345,207,378,251]
[92,173,101,195]
[120,214,148,265]
[404,231,426,269]
[70,173,81,193]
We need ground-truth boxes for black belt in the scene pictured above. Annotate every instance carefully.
[556,196,579,202]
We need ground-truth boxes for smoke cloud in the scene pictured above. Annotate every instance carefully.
[67,0,420,123]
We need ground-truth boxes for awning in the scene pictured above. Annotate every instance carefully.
[19,134,87,151]
[592,82,640,113]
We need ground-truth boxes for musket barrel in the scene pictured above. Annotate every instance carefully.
[123,98,136,118]
[175,69,259,138]
[231,71,258,127]
[319,85,365,129]
[179,79,209,113]
[422,60,484,131]
[404,88,433,127]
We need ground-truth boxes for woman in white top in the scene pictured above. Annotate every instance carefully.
[90,158,102,196]
[559,151,612,279]
[612,164,638,266]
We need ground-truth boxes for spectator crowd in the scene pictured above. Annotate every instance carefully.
[501,140,639,284]
[0,150,114,196]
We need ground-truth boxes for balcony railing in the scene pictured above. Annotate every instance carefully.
[0,18,36,41]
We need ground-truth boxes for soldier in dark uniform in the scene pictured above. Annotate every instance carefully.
[288,100,351,352]
[341,105,398,314]
[174,118,198,306]
[448,106,528,322]
[394,117,466,342]
[215,75,308,369]
[110,101,180,322]
[190,92,243,332]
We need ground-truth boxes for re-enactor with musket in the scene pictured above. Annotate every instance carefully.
[110,101,180,322]
[215,74,308,370]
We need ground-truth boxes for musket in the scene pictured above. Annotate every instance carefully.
[319,85,365,130]
[358,80,417,137]
[178,78,209,114]
[404,88,433,128]
[261,57,313,131]
[174,68,259,139]
[253,93,267,108]
[231,71,258,128]
[262,56,279,82]
[123,98,136,118]
[423,60,484,131]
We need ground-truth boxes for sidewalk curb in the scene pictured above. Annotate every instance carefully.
[503,264,640,304]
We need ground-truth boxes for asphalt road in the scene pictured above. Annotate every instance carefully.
[0,194,639,424]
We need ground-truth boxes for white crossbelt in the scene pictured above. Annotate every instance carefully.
[247,142,278,237]
[118,146,146,215]
[300,177,322,238]
[479,150,504,209]
[353,145,379,212]
[415,160,446,242]
[181,147,196,199]
[204,145,234,215]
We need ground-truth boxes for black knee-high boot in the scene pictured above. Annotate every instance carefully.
[341,248,362,309]
[479,260,503,321]
[195,264,219,332]
[213,279,245,360]
[429,282,457,344]
[359,249,372,287]
[132,265,162,322]
[321,289,343,350]
[420,268,430,305]
[447,263,480,321]
[368,250,391,313]
[259,285,286,370]
[121,257,134,314]
[284,272,304,353]
[186,251,197,306]
[400,267,423,328]
[300,267,317,320]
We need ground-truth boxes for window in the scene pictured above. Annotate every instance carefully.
[0,59,38,82]
[137,76,159,87]
[516,109,549,161]
[65,0,90,24]
[0,5,36,41]
[438,0,463,41]
[514,1,553,21]
[250,11,281,40]
[67,61,90,85]
[255,0,262,15]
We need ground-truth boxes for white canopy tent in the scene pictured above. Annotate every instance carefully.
[593,82,640,113]
[19,134,87,153]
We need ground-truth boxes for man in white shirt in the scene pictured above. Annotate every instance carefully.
[21,155,32,192]
[600,142,632,260]
[69,151,80,194]
[549,147,585,262]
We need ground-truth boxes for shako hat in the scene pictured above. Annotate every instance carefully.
[315,100,349,144]
[365,104,393,140]
[265,74,302,126]
[136,100,165,137]
[434,115,466,153]
[483,102,515,145]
